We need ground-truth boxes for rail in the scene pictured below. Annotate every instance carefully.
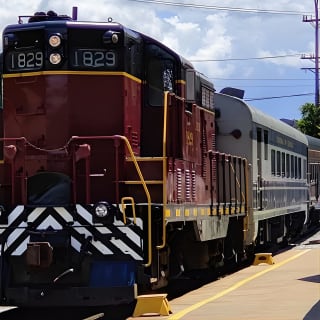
[82,313,104,320]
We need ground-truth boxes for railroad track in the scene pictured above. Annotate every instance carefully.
[83,313,104,320]
[0,307,129,320]
[1,229,319,320]
[165,227,320,301]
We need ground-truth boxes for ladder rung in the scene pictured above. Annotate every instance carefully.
[126,156,164,162]
[122,180,163,185]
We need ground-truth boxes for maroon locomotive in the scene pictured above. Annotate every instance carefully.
[0,10,248,308]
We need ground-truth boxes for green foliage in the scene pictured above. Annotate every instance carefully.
[296,102,320,138]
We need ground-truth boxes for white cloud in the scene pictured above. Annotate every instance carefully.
[0,0,317,119]
[164,15,200,32]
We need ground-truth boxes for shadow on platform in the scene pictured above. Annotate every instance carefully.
[298,274,320,283]
[304,300,320,320]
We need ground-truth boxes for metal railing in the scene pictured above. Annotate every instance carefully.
[0,135,153,267]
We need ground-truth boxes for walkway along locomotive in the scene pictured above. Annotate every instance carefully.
[0,10,318,309]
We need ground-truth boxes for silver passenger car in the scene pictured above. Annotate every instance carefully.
[215,91,308,246]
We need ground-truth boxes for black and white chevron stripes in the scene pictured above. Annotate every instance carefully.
[0,205,144,260]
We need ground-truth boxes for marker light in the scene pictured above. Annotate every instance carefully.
[49,34,61,47]
[111,33,118,44]
[4,33,17,47]
[103,30,119,44]
[49,53,62,64]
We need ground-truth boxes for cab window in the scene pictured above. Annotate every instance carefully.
[146,44,175,106]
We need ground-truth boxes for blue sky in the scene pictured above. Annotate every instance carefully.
[0,0,317,120]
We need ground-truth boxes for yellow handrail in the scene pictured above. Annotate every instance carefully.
[120,196,137,225]
[157,91,169,250]
[243,157,250,243]
[229,157,246,203]
[117,135,152,267]
[244,157,249,214]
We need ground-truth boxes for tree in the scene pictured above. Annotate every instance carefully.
[296,102,320,138]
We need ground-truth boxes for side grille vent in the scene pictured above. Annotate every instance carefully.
[176,168,182,202]
[185,169,191,202]
[191,170,196,201]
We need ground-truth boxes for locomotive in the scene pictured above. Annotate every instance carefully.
[0,9,318,310]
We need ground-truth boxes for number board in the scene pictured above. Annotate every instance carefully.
[5,50,44,71]
[71,49,117,69]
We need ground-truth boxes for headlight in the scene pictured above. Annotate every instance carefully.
[49,53,62,65]
[95,203,109,218]
[49,34,61,47]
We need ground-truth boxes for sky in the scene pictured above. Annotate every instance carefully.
[0,0,318,120]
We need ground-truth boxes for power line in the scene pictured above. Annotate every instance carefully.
[222,85,313,88]
[245,93,314,101]
[127,0,314,103]
[190,53,302,62]
[128,0,312,15]
[212,78,314,81]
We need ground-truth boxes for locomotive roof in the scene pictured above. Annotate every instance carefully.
[215,92,308,145]
[4,13,194,70]
[136,30,194,69]
[4,19,135,35]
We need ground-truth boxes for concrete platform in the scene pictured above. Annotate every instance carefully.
[128,233,320,320]
[1,233,319,319]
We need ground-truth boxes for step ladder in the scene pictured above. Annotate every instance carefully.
[253,253,274,265]
[133,294,172,317]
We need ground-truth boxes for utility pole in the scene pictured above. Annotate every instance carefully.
[302,0,319,106]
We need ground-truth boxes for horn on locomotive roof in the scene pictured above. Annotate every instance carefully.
[220,87,245,99]
[72,6,78,21]
[19,8,76,24]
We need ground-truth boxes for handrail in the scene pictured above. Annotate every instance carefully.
[0,137,27,205]
[208,150,248,215]
[229,157,246,203]
[157,91,169,250]
[121,196,137,225]
[119,135,152,267]
[71,135,153,267]
[243,158,249,214]
[243,158,250,243]
[0,135,153,267]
